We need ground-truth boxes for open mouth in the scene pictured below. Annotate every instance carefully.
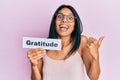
[59,24,69,31]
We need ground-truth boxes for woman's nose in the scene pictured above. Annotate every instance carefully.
[62,16,67,23]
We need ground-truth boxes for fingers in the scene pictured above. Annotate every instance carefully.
[27,48,46,65]
[28,49,45,57]
[89,37,96,41]
[87,37,96,46]
[98,36,104,45]
[87,36,104,48]
[29,53,44,64]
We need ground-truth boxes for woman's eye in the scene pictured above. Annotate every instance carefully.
[57,15,63,19]
[68,16,73,20]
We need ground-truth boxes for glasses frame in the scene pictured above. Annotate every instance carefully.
[56,13,76,23]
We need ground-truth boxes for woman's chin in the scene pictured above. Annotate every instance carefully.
[57,33,71,38]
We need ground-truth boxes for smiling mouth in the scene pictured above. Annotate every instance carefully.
[59,25,69,30]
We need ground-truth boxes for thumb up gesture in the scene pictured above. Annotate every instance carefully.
[87,36,104,60]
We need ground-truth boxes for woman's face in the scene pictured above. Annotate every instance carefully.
[55,8,75,37]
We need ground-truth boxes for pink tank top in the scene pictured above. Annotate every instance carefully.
[42,51,85,80]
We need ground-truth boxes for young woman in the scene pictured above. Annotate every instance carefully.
[27,4,104,80]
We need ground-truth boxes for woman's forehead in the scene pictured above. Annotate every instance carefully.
[58,8,73,15]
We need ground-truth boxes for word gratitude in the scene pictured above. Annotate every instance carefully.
[23,37,61,50]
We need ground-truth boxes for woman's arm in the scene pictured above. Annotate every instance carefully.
[31,59,42,80]
[80,35,104,80]
[27,48,46,80]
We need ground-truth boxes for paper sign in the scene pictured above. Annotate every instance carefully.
[23,37,61,50]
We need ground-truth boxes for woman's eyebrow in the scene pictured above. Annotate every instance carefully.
[58,12,73,15]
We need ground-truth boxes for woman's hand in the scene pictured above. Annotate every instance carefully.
[87,36,104,60]
[27,48,46,66]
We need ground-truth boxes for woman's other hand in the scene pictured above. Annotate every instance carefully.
[87,36,104,60]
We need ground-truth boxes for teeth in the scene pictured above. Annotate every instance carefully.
[60,25,69,29]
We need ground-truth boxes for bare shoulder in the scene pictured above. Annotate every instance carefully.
[81,35,88,44]
[78,35,88,55]
[80,35,92,61]
[80,35,88,49]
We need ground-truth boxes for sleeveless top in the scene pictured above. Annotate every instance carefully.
[42,51,85,80]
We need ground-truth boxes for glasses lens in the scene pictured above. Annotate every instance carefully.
[56,14,63,21]
[67,15,74,22]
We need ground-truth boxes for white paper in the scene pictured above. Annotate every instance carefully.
[23,37,61,50]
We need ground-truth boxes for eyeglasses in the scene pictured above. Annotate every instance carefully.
[56,13,75,22]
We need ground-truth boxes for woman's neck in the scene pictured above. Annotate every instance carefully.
[59,36,72,49]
